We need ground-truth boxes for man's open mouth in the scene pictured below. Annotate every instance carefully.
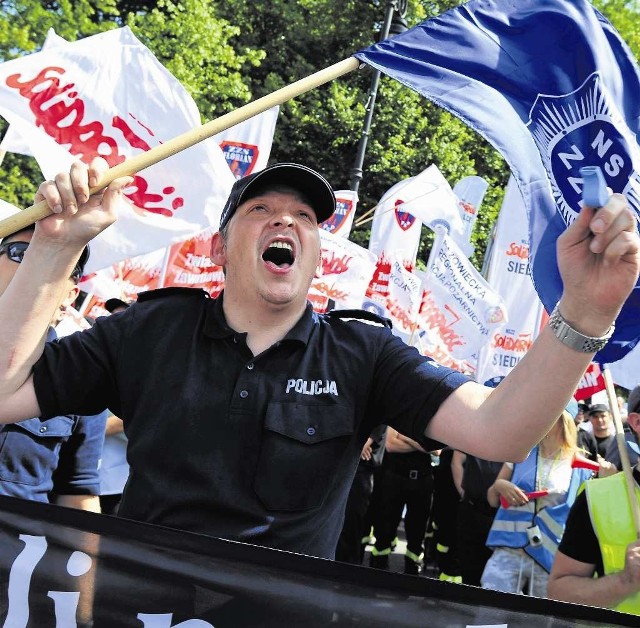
[262,241,295,267]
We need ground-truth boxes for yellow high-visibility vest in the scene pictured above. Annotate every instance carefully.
[586,473,640,616]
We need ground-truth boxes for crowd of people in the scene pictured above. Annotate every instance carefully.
[350,395,640,615]
[0,158,638,621]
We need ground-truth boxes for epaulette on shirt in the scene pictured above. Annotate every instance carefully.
[326,308,392,329]
[136,287,210,303]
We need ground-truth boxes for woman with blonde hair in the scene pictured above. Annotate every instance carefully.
[480,408,595,597]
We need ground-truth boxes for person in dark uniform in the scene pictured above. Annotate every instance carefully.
[336,424,387,564]
[452,450,502,586]
[430,447,463,581]
[369,428,435,575]
[0,158,636,620]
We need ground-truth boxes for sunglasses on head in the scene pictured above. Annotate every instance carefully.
[0,240,84,279]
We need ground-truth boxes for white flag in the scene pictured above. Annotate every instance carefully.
[308,229,376,312]
[452,175,488,254]
[368,178,423,265]
[79,248,166,301]
[0,27,235,272]
[368,164,465,265]
[416,229,507,364]
[213,106,279,178]
[319,189,358,238]
[0,29,68,157]
[605,347,640,391]
[475,177,545,386]
[384,254,422,339]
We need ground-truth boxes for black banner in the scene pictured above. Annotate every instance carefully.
[0,495,635,627]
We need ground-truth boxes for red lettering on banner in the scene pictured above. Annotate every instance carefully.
[112,115,152,151]
[312,282,349,301]
[308,292,330,313]
[491,332,533,352]
[321,251,351,275]
[5,67,184,217]
[575,362,605,400]
[506,242,529,259]
[417,290,464,352]
[366,254,413,300]
[385,298,416,331]
[459,200,476,215]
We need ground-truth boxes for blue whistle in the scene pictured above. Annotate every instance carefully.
[580,166,609,208]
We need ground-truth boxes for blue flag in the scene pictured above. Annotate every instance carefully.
[355,0,640,363]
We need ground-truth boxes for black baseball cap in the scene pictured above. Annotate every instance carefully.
[218,163,336,231]
[588,403,610,415]
[105,297,131,313]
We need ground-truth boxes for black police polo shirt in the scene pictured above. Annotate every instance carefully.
[33,288,469,558]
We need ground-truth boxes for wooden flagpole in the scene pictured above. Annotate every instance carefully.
[0,57,361,239]
[602,367,640,538]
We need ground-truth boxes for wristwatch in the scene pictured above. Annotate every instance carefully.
[548,304,614,353]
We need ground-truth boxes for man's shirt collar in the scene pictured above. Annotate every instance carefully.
[204,291,316,346]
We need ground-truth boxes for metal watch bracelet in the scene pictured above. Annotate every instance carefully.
[547,305,614,353]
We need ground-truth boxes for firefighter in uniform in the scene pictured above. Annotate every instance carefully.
[369,428,434,575]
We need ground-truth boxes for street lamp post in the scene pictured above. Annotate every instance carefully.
[349,0,408,193]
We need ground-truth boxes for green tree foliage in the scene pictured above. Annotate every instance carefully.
[0,0,637,270]
[0,0,259,211]
[126,0,264,121]
[215,0,506,267]
[0,1,120,206]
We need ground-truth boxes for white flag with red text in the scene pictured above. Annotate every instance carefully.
[78,248,166,318]
[415,229,507,368]
[384,255,422,339]
[162,228,225,297]
[475,177,545,386]
[213,106,279,179]
[308,229,376,313]
[79,229,226,316]
[0,26,235,272]
[0,28,68,156]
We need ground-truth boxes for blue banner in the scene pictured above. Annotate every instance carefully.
[355,0,640,363]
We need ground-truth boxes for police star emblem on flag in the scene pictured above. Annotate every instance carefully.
[528,72,640,226]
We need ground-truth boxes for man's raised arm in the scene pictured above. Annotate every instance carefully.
[427,194,640,461]
[0,159,131,423]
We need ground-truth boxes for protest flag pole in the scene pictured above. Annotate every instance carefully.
[349,1,408,192]
[602,367,640,538]
[0,57,361,238]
